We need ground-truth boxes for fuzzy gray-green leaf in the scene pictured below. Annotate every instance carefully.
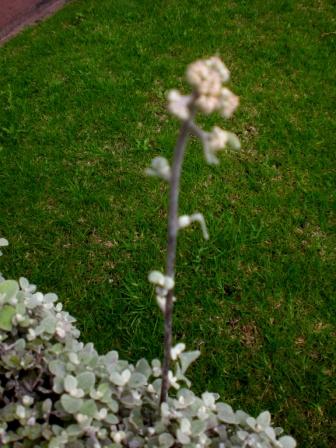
[179,351,200,374]
[60,394,83,414]
[79,399,97,417]
[0,304,16,331]
[77,371,95,393]
[129,372,147,388]
[0,280,19,304]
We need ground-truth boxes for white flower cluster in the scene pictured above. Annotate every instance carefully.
[187,56,239,117]
[167,56,239,121]
[148,271,175,313]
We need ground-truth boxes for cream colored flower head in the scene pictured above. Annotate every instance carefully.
[186,56,239,118]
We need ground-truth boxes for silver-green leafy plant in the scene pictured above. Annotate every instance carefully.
[0,274,296,447]
[0,58,297,448]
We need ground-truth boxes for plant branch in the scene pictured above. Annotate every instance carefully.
[160,109,195,404]
[188,120,207,141]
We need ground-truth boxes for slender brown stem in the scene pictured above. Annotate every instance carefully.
[160,109,195,404]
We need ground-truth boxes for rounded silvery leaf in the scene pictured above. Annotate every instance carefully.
[202,392,217,409]
[152,359,161,368]
[106,398,119,413]
[235,410,250,424]
[105,413,118,424]
[0,280,19,304]
[264,426,276,441]
[197,405,209,420]
[53,377,64,394]
[44,293,58,304]
[16,404,26,419]
[160,402,170,418]
[78,399,98,417]
[64,375,78,393]
[110,369,131,386]
[177,389,195,407]
[129,408,144,429]
[180,418,191,435]
[179,350,200,374]
[104,350,119,365]
[33,292,44,304]
[128,436,145,448]
[25,294,42,309]
[14,338,26,351]
[40,315,57,334]
[49,360,66,377]
[257,410,271,427]
[237,429,249,441]
[191,419,206,436]
[246,416,258,430]
[278,436,297,448]
[19,277,29,290]
[128,372,147,388]
[121,369,131,383]
[61,394,83,414]
[152,378,162,394]
[72,388,85,398]
[0,304,16,331]
[22,395,34,407]
[176,429,190,444]
[68,352,80,365]
[215,424,227,439]
[135,358,152,378]
[49,432,68,448]
[19,277,37,293]
[159,433,175,448]
[216,403,237,424]
[77,371,95,393]
[76,413,90,426]
[66,424,82,437]
[94,382,111,401]
[0,238,8,247]
[42,398,52,415]
[81,343,99,367]
[117,359,130,371]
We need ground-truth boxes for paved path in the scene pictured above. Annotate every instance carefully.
[0,0,69,44]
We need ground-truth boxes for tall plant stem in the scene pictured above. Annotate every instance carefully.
[160,112,194,404]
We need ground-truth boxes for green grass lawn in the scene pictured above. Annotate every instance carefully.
[0,0,335,445]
